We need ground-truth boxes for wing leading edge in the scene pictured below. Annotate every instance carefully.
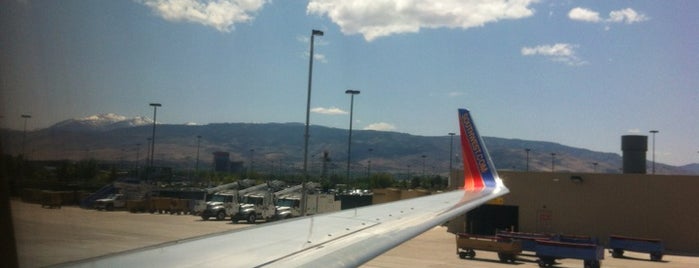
[56,109,508,267]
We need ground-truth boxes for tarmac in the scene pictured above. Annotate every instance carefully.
[10,200,699,268]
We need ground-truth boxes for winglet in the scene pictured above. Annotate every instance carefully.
[458,108,499,191]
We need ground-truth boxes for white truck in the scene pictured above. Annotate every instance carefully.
[94,194,126,211]
[192,180,256,215]
[275,183,341,219]
[199,191,239,221]
[200,182,271,221]
[233,191,276,223]
[276,192,341,218]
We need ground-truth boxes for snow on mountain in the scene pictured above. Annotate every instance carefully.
[51,113,153,131]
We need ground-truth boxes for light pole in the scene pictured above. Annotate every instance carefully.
[550,153,556,172]
[20,114,31,158]
[195,135,202,178]
[149,103,161,177]
[649,130,658,174]
[367,148,373,179]
[525,148,531,171]
[249,149,255,178]
[345,89,360,181]
[135,143,141,169]
[302,29,323,216]
[145,138,151,168]
[448,133,455,188]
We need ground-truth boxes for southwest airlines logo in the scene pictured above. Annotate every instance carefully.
[459,109,496,191]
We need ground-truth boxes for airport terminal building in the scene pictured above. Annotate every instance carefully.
[447,170,699,254]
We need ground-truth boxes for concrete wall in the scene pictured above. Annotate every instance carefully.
[498,171,699,253]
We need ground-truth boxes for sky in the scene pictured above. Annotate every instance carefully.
[1,0,697,166]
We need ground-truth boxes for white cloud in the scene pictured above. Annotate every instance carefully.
[313,53,327,63]
[568,7,648,25]
[298,35,329,63]
[311,107,347,115]
[568,7,600,23]
[307,0,538,41]
[609,8,648,24]
[139,0,267,32]
[521,43,586,66]
[448,91,464,97]
[363,122,396,131]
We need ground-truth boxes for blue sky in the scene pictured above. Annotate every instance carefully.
[1,0,697,166]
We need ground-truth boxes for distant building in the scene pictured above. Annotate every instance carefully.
[212,151,245,173]
[213,152,230,172]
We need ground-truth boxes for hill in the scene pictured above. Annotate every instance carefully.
[2,120,696,176]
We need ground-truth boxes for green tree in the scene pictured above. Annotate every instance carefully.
[369,172,394,189]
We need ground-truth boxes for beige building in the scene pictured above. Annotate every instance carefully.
[447,171,699,254]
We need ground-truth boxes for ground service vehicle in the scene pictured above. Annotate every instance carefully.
[199,182,273,221]
[94,194,126,211]
[274,184,308,219]
[455,233,521,263]
[233,191,276,223]
[274,183,340,219]
[275,197,300,219]
[608,235,663,261]
[200,192,239,221]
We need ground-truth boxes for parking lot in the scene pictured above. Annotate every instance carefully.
[11,200,699,267]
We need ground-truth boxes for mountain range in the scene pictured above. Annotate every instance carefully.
[49,113,153,132]
[2,114,698,176]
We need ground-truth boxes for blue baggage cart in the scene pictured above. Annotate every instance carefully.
[497,231,553,252]
[536,240,604,268]
[608,235,663,261]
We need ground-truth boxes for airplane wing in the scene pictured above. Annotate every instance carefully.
[55,108,509,267]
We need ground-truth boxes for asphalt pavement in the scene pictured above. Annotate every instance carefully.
[10,200,698,268]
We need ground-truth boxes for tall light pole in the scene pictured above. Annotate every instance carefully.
[248,149,255,178]
[649,130,658,174]
[550,153,556,172]
[195,135,202,177]
[448,133,455,188]
[135,143,141,169]
[302,29,323,216]
[525,148,531,171]
[145,138,151,168]
[367,148,373,179]
[149,103,161,176]
[345,89,360,181]
[20,114,31,158]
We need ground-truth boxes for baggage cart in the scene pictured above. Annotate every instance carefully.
[608,235,663,261]
[535,240,604,268]
[455,233,522,263]
[497,231,553,252]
